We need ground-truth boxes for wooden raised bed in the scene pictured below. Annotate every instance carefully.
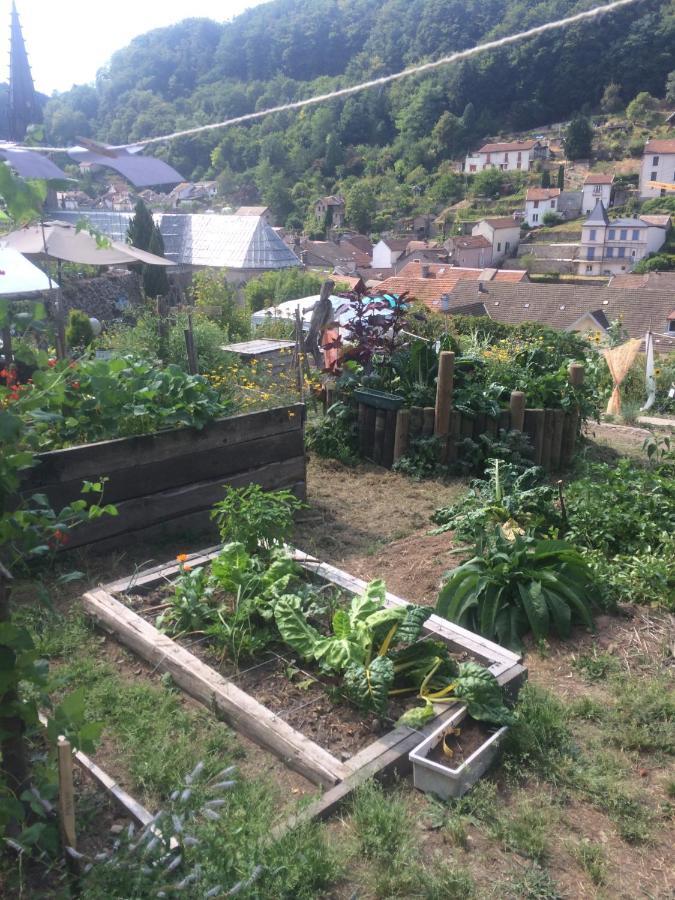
[83,546,526,825]
[19,404,306,549]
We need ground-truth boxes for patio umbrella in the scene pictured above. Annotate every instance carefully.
[1,220,175,267]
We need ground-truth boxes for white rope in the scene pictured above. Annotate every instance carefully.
[6,0,639,154]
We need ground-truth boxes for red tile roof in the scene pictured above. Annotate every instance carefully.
[584,173,614,184]
[375,265,527,309]
[482,217,521,230]
[526,188,561,201]
[478,140,537,153]
[644,139,675,154]
[452,235,492,250]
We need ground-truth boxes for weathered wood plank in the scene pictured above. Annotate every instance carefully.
[82,588,349,788]
[36,429,304,508]
[21,404,305,490]
[64,457,306,549]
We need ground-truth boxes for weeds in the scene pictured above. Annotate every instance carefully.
[499,863,563,899]
[572,839,606,885]
[350,780,412,860]
[572,648,621,682]
[501,685,576,783]
[495,797,553,861]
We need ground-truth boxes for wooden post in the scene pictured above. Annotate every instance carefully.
[358,403,368,457]
[372,409,386,464]
[509,391,526,431]
[294,308,305,401]
[409,406,423,438]
[393,408,410,464]
[363,406,376,459]
[460,414,474,441]
[524,409,546,466]
[550,409,565,471]
[57,738,77,851]
[382,408,397,468]
[541,409,554,471]
[564,363,584,465]
[184,312,198,375]
[446,410,462,465]
[422,407,435,437]
[434,351,455,438]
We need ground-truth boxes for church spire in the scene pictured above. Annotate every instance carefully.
[8,1,40,141]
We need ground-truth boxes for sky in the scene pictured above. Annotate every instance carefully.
[7,0,270,95]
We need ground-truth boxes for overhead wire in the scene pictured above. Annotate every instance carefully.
[6,0,640,155]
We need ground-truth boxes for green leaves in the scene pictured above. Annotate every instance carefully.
[436,530,597,650]
[452,662,514,726]
[46,688,104,755]
[343,657,395,715]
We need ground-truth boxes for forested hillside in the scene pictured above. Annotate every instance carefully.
[44,0,675,230]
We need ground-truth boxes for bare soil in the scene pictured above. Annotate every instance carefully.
[426,717,498,768]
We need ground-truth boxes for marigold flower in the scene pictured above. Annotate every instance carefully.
[176,553,189,563]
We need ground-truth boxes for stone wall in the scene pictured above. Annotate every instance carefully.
[59,272,143,321]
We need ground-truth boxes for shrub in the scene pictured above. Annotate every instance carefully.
[436,529,597,649]
[305,401,359,465]
[66,308,94,349]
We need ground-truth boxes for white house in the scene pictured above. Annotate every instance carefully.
[472,217,521,264]
[639,138,675,198]
[235,206,273,226]
[582,173,614,214]
[464,140,548,173]
[577,200,670,276]
[371,237,410,268]
[524,188,561,227]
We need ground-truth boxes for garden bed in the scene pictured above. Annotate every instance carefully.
[19,404,306,549]
[83,546,526,812]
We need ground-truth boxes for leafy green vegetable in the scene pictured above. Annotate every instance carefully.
[344,657,395,715]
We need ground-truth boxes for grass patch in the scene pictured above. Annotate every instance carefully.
[494,796,553,861]
[501,685,576,783]
[497,863,562,899]
[572,839,606,886]
[572,648,621,682]
[607,675,675,755]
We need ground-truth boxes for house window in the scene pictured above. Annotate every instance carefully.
[589,229,596,241]
[497,242,502,251]
[533,200,539,209]
[516,162,521,170]
[551,200,556,208]
[608,229,615,240]
[505,241,510,251]
[532,213,539,223]
[620,229,627,240]
[652,156,659,165]
[587,248,595,260]
[606,247,613,257]
[632,229,639,240]
[631,249,636,257]
[668,320,675,333]
[618,247,626,258]
[469,165,477,173]
[586,265,593,273]
[651,171,657,181]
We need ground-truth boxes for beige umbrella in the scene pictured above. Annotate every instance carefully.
[1,220,175,267]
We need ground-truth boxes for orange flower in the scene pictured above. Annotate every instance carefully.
[176,553,189,563]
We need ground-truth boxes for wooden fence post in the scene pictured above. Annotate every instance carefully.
[382,409,397,468]
[57,738,77,851]
[393,409,410,463]
[422,407,435,437]
[409,406,423,438]
[524,409,546,466]
[372,410,386,464]
[550,409,565,471]
[434,351,455,439]
[509,391,526,431]
[541,409,554,471]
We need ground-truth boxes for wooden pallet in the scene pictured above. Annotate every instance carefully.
[83,546,526,823]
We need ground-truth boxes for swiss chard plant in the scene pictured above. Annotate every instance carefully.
[437,529,597,651]
[274,580,512,726]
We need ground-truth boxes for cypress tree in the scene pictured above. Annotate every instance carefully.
[143,224,169,299]
[557,165,565,190]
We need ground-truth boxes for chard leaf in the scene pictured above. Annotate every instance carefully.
[331,609,351,640]
[395,605,432,644]
[343,656,394,715]
[273,595,323,659]
[396,701,435,729]
[348,579,386,627]
[452,662,514,726]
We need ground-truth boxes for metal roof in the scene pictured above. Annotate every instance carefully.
[68,147,184,188]
[48,210,301,271]
[155,214,300,269]
[0,148,69,181]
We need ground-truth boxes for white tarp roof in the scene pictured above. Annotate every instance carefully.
[0,246,58,294]
[251,294,347,330]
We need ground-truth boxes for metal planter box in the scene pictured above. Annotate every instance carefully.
[409,707,509,799]
[353,388,405,410]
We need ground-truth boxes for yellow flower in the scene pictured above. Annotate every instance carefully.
[176,553,189,563]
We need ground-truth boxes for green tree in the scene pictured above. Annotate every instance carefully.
[541,170,551,188]
[626,91,658,124]
[600,83,623,114]
[345,183,375,234]
[666,70,675,104]
[564,116,593,161]
[192,269,250,341]
[66,309,94,349]
[471,167,504,197]
[557,165,565,190]
[127,199,154,252]
[245,269,323,312]
[144,225,169,299]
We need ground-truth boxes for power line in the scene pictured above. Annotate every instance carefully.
[10,0,640,155]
